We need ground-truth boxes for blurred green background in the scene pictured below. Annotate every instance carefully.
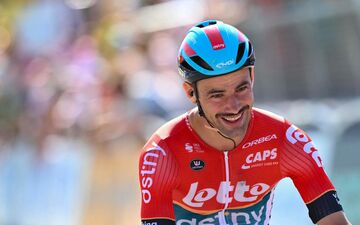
[0,0,359,225]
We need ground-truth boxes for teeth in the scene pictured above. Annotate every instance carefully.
[223,112,243,121]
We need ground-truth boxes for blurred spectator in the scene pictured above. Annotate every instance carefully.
[0,0,359,224]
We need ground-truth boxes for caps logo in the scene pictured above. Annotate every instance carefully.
[241,148,278,170]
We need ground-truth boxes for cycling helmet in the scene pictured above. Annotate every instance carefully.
[178,20,255,84]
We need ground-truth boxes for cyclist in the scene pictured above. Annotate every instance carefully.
[139,20,352,225]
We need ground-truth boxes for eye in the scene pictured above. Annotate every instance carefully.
[236,85,249,92]
[210,93,224,99]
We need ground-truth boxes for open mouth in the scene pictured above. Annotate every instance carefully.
[217,106,249,125]
[221,111,244,123]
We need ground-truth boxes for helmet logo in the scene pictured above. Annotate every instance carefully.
[213,43,225,50]
[216,59,234,69]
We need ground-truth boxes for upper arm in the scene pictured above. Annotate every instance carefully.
[139,137,178,224]
[281,123,344,223]
[317,211,352,225]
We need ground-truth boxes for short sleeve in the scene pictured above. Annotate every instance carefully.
[139,135,179,222]
[279,121,343,223]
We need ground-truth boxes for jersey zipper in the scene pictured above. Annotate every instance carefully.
[219,151,230,225]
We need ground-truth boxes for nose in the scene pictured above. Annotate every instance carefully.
[225,94,241,114]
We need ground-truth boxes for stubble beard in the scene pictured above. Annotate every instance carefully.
[213,105,251,139]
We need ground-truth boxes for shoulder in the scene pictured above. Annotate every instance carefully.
[157,113,189,138]
[252,107,313,144]
[140,112,190,153]
[152,112,189,141]
[252,107,288,128]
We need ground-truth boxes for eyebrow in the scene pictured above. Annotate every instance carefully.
[206,80,250,96]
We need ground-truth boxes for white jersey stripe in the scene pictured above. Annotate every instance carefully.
[264,188,276,225]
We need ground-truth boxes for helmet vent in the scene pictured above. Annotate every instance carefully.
[196,20,217,28]
[236,42,245,64]
[190,56,214,71]
[180,59,195,71]
[248,42,253,57]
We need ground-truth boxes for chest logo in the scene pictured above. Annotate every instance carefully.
[241,148,278,169]
[242,134,277,149]
[286,125,323,167]
[190,159,205,171]
[185,143,203,153]
[183,181,270,207]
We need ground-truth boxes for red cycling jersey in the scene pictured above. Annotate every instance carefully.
[139,108,342,225]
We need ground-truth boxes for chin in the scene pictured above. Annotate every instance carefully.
[222,119,250,138]
[223,129,246,139]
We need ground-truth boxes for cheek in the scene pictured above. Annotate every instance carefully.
[246,92,254,103]
[201,90,254,113]
[240,89,254,103]
[202,100,223,114]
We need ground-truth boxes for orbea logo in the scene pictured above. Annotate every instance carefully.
[242,134,277,149]
[286,125,322,167]
[140,142,166,204]
[183,181,270,207]
[216,59,234,69]
[241,148,277,170]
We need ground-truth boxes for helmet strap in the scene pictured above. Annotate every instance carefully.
[192,82,205,117]
[249,67,253,83]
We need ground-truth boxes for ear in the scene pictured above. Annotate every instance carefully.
[182,82,197,104]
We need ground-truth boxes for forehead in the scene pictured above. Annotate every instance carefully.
[197,67,251,91]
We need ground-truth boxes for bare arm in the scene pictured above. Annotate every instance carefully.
[317,211,352,225]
